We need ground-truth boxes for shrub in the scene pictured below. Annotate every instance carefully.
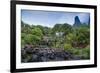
[81,48,90,59]
[64,44,72,51]
[69,48,90,59]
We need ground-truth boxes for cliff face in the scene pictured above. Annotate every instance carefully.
[88,17,90,26]
[73,16,90,27]
[73,16,81,27]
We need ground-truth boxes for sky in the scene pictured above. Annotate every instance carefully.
[21,10,90,27]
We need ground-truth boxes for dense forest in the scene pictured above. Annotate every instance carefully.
[21,17,90,62]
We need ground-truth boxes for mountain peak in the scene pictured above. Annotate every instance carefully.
[73,16,81,27]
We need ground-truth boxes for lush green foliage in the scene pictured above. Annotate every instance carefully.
[21,21,90,59]
[65,25,90,49]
